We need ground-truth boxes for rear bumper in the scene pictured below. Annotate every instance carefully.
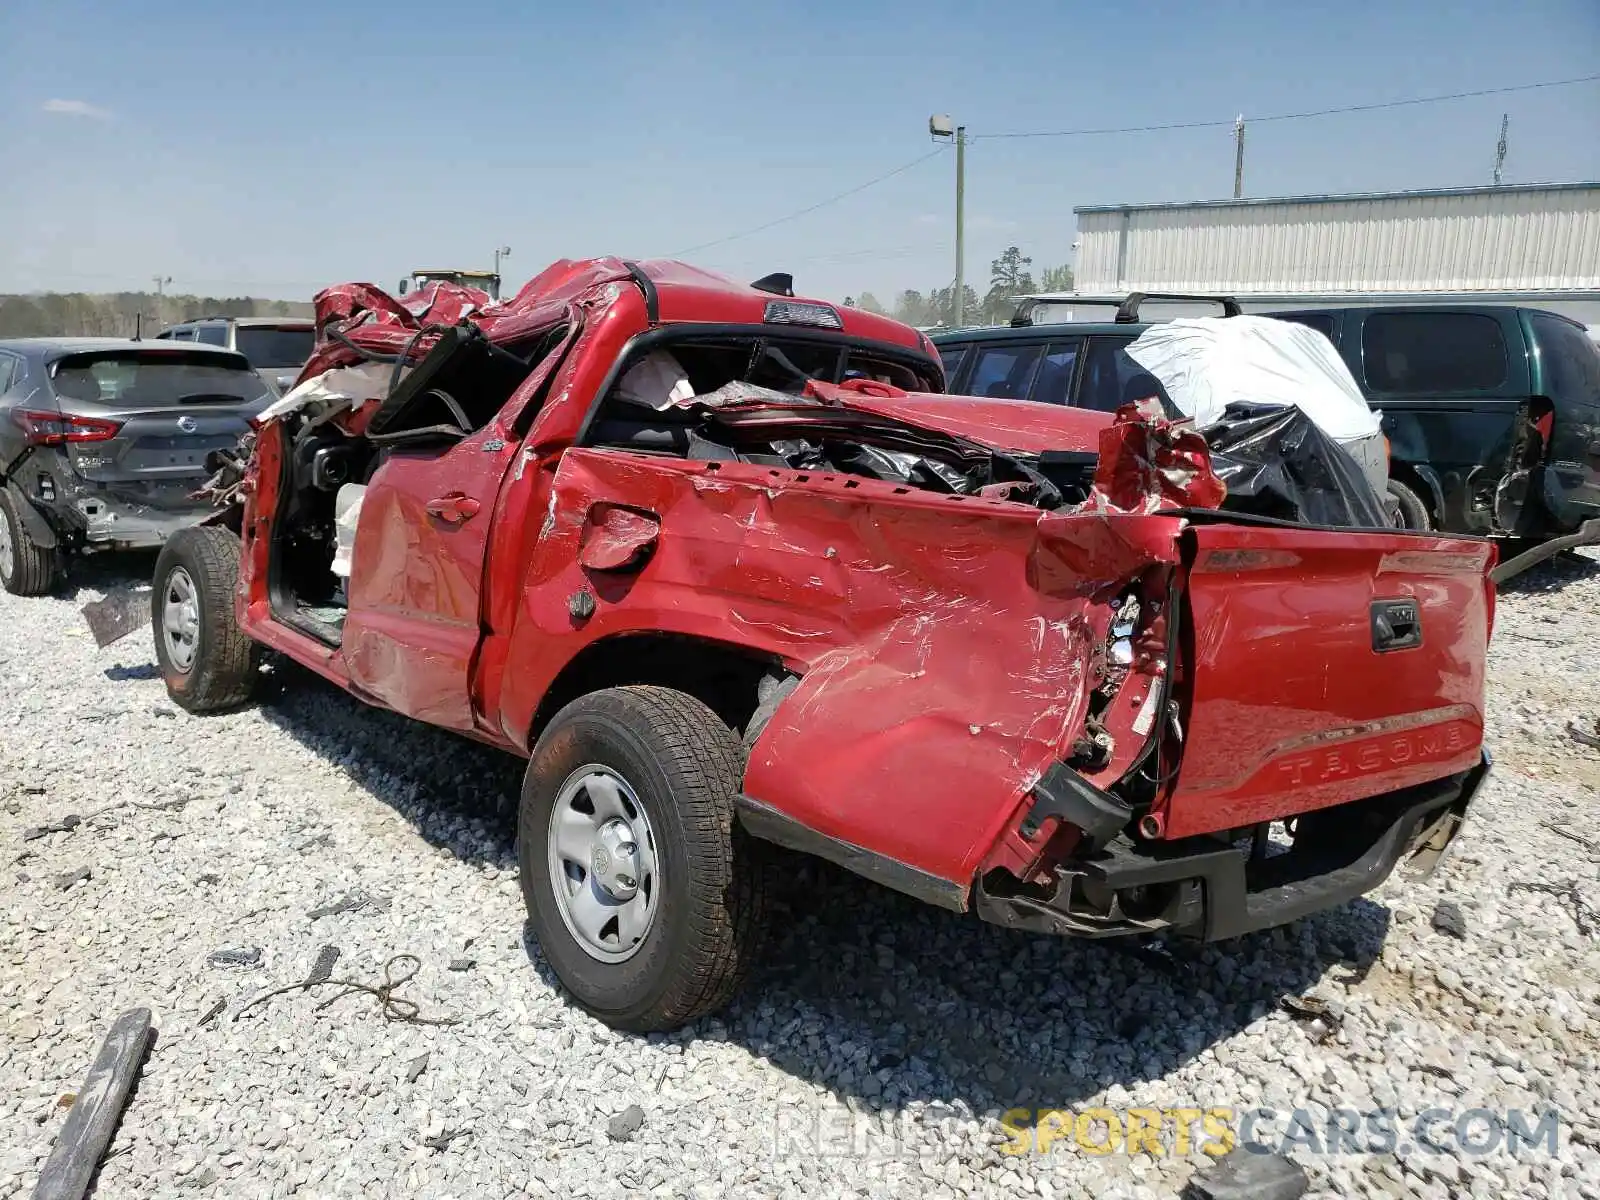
[976,751,1490,942]
[50,479,209,550]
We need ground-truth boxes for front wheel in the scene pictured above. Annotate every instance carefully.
[518,686,770,1032]
[152,526,260,713]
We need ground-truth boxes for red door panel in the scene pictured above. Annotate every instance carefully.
[341,428,515,730]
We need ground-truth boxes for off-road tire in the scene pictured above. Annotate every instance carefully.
[0,491,59,596]
[152,526,259,713]
[519,686,771,1032]
[1387,478,1433,531]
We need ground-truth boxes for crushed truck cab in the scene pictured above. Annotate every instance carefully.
[151,257,1496,1032]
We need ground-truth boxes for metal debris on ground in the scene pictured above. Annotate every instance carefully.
[1566,720,1600,751]
[1507,879,1598,938]
[405,1052,430,1083]
[422,1128,470,1152]
[78,588,155,650]
[305,945,342,986]
[233,954,459,1026]
[1430,900,1469,940]
[1181,1146,1309,1200]
[447,958,475,972]
[53,867,91,892]
[29,1007,154,1200]
[196,1000,226,1028]
[23,816,83,842]
[307,891,393,920]
[208,947,263,967]
[1543,821,1599,852]
[607,1104,646,1142]
[1279,993,1341,1028]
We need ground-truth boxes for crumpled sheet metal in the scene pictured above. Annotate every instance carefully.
[496,403,1202,886]
[1079,397,1227,516]
[298,258,639,388]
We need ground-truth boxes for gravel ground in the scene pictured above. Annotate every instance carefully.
[2,547,1598,1200]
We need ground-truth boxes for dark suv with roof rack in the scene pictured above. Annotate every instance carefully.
[933,294,1600,548]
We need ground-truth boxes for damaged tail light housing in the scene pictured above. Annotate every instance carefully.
[12,409,123,446]
[763,300,843,329]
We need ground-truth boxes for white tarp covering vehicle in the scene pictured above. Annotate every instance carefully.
[1125,315,1389,509]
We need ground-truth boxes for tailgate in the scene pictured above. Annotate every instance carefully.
[1154,520,1494,840]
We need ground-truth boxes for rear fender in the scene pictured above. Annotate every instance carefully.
[3,479,59,549]
[741,509,1186,895]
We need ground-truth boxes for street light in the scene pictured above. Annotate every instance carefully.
[929,115,966,327]
[492,245,511,299]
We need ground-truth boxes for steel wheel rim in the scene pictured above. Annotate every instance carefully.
[161,567,200,673]
[547,764,659,963]
[0,513,13,583]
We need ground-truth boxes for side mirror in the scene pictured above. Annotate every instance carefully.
[397,278,409,295]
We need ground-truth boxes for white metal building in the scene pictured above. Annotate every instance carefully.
[1067,182,1600,327]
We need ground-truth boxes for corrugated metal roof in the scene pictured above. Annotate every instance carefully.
[1074,183,1600,294]
[1074,181,1600,214]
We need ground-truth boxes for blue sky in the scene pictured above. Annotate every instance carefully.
[2,0,1596,304]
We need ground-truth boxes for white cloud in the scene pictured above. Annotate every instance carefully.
[42,98,114,121]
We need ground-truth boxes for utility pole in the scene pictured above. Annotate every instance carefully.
[1233,115,1246,199]
[928,114,966,328]
[492,245,511,300]
[1493,113,1509,185]
[954,125,966,327]
[152,275,171,328]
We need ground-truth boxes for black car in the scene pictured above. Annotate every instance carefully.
[934,296,1600,538]
[0,338,273,594]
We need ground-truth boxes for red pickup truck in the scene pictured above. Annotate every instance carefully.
[153,258,1495,1032]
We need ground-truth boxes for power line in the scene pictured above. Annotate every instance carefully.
[669,148,949,256]
[977,73,1600,140]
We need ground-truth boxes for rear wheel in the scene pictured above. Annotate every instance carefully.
[152,526,259,712]
[0,491,59,597]
[518,686,770,1032]
[1387,479,1433,531]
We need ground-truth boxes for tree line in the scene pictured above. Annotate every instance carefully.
[0,292,314,339]
[845,247,1073,328]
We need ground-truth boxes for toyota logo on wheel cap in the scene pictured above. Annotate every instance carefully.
[176,415,198,433]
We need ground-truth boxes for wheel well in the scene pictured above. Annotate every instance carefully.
[1387,463,1438,521]
[528,634,786,747]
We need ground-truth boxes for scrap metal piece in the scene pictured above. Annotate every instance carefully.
[1568,721,1600,752]
[1490,517,1600,585]
[30,1007,154,1200]
[305,945,342,986]
[208,947,263,967]
[405,1052,430,1083]
[79,589,154,650]
[23,815,82,842]
[1182,1148,1308,1200]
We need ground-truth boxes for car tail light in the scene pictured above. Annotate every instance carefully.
[12,409,122,445]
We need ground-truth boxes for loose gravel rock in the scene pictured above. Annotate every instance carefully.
[2,549,1598,1199]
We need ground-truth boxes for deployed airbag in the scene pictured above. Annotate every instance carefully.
[1125,316,1379,440]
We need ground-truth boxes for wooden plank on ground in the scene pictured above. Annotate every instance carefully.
[31,1007,154,1200]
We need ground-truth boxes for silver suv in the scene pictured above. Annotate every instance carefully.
[155,316,314,395]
